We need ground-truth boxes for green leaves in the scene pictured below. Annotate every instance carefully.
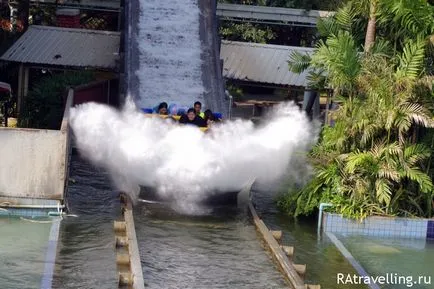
[396,38,427,79]
[335,3,356,32]
[317,17,340,38]
[219,22,275,43]
[19,71,94,129]
[375,178,392,205]
[380,0,434,36]
[311,31,361,91]
[288,51,312,73]
[279,0,434,220]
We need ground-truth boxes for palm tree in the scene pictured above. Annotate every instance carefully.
[364,0,377,52]
[282,0,434,220]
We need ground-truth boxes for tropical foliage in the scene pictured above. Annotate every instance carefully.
[280,0,434,220]
[19,71,94,130]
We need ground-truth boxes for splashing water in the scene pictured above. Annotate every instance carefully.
[69,100,318,213]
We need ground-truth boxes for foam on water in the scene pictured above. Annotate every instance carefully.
[69,99,318,214]
[136,0,205,108]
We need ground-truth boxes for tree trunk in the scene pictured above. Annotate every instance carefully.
[364,0,377,52]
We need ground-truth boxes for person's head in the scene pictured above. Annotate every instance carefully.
[158,102,168,115]
[194,101,202,114]
[204,109,214,121]
[187,108,196,121]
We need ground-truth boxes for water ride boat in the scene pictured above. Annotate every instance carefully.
[138,180,254,208]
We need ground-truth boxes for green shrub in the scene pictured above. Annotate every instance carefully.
[19,71,94,129]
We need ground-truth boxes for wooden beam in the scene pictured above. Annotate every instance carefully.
[123,197,145,289]
[249,202,306,289]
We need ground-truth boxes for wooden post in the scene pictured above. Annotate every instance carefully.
[271,230,282,242]
[293,263,306,276]
[281,245,294,258]
[116,254,131,266]
[116,236,129,247]
[17,64,23,117]
[118,272,133,286]
[114,221,126,233]
[23,67,29,99]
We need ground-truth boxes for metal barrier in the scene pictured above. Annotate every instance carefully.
[114,193,145,289]
[248,202,320,289]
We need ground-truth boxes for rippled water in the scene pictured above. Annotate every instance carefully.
[0,218,51,289]
[252,184,368,289]
[134,206,286,289]
[5,155,420,289]
[340,235,434,289]
[52,155,288,289]
[52,155,120,289]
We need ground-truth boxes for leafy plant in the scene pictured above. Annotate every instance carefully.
[19,71,94,130]
[280,0,434,220]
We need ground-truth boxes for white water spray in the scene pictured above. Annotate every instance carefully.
[69,100,318,213]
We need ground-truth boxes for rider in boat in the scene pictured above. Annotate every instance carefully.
[194,101,205,119]
[157,102,168,115]
[179,108,207,127]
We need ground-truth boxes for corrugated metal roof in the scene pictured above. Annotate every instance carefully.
[221,40,314,87]
[217,4,334,25]
[0,25,120,69]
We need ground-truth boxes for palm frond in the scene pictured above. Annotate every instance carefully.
[403,144,431,166]
[360,123,379,147]
[402,167,433,193]
[306,69,327,90]
[311,31,361,90]
[335,3,355,32]
[382,0,434,36]
[378,163,400,182]
[370,38,393,57]
[396,38,426,79]
[288,51,312,73]
[317,17,339,38]
[375,178,393,205]
[384,142,402,156]
[398,103,434,128]
[344,151,374,174]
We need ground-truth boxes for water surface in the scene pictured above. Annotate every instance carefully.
[0,218,51,289]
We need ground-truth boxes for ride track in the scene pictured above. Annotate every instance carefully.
[119,0,319,288]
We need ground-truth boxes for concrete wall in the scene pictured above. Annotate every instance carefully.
[0,89,73,204]
[323,213,434,240]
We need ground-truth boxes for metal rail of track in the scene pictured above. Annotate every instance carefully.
[248,201,320,289]
[114,194,145,289]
